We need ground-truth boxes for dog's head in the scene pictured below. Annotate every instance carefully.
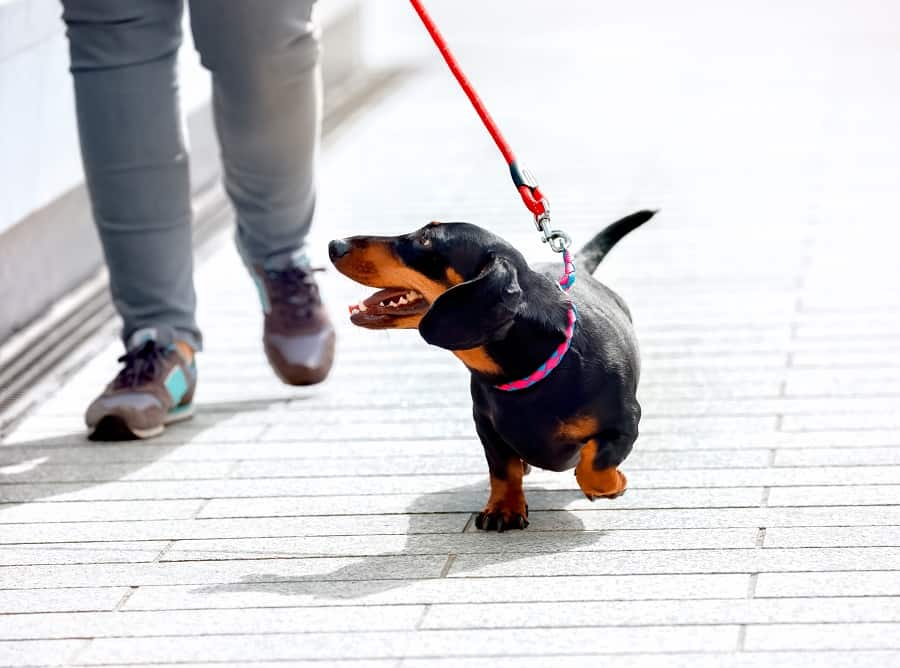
[328,222,525,350]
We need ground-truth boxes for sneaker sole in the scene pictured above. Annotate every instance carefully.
[88,403,195,441]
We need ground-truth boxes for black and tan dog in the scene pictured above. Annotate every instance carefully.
[328,210,654,531]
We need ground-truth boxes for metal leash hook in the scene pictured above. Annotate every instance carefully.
[521,167,571,254]
[537,212,571,254]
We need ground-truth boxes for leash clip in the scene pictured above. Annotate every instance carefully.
[514,165,569,252]
[520,167,569,253]
[537,214,571,253]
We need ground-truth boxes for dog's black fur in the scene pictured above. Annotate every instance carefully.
[329,210,655,530]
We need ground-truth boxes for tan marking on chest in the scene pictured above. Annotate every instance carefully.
[555,415,600,442]
[453,347,503,375]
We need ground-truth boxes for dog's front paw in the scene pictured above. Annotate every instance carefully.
[475,500,529,532]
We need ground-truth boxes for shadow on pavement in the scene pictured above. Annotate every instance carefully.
[0,398,285,507]
[195,481,604,601]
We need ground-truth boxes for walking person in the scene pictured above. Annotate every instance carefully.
[61,0,334,439]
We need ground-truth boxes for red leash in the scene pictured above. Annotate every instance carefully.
[409,0,571,256]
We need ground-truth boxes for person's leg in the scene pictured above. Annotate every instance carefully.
[188,0,321,267]
[62,0,202,352]
[189,0,334,386]
[62,0,200,439]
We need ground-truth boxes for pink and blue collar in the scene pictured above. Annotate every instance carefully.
[494,302,577,391]
[495,250,577,392]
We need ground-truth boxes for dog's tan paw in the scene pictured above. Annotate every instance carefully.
[576,465,627,501]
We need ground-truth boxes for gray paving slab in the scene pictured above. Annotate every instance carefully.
[73,627,740,663]
[768,486,900,507]
[764,526,900,548]
[744,623,900,651]
[419,597,900,629]
[161,528,759,562]
[71,663,395,668]
[195,487,765,518]
[520,506,900,531]
[122,574,751,610]
[0,500,204,523]
[398,654,900,668]
[756,571,900,598]
[0,555,449,589]
[5,465,898,504]
[0,514,468,543]
[0,587,128,614]
[0,640,83,668]
[447,547,900,577]
[0,606,425,641]
[0,541,167,566]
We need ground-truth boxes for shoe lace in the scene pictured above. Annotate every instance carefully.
[112,340,168,389]
[266,265,324,319]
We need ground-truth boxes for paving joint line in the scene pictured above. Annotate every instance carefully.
[154,540,177,563]
[438,554,457,578]
[113,586,139,612]
[191,498,213,519]
[416,604,432,630]
[66,638,94,666]
[224,460,244,479]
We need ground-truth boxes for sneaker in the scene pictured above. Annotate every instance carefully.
[251,260,335,386]
[85,328,196,440]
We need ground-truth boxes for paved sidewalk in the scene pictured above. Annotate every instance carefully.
[3,1,900,665]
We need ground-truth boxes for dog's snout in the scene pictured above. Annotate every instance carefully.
[328,238,351,261]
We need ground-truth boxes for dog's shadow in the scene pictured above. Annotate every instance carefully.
[195,480,604,601]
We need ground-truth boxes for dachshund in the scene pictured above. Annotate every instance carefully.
[329,210,655,531]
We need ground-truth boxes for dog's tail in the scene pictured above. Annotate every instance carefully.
[575,209,657,275]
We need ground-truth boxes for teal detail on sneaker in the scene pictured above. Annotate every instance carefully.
[253,274,271,314]
[164,365,189,405]
[167,403,193,417]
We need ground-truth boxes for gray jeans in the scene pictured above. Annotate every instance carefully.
[61,0,321,351]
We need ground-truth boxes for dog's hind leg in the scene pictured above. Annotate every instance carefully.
[473,414,529,532]
[574,427,635,501]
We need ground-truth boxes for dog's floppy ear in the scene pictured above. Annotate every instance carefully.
[419,256,522,350]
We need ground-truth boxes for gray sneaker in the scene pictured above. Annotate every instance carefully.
[85,328,197,440]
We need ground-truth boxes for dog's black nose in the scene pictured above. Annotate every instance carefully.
[328,238,351,261]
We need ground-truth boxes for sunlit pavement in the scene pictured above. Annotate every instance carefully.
[2,1,900,665]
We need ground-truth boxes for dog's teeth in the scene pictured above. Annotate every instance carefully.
[388,300,398,307]
[351,307,360,315]
[378,302,385,307]
[398,297,408,305]
[359,304,367,312]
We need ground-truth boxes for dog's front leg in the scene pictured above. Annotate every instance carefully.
[473,413,529,532]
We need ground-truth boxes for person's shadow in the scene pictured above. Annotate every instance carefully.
[194,479,606,601]
[0,398,283,506]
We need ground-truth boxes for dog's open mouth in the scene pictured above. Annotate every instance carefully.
[348,287,429,327]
